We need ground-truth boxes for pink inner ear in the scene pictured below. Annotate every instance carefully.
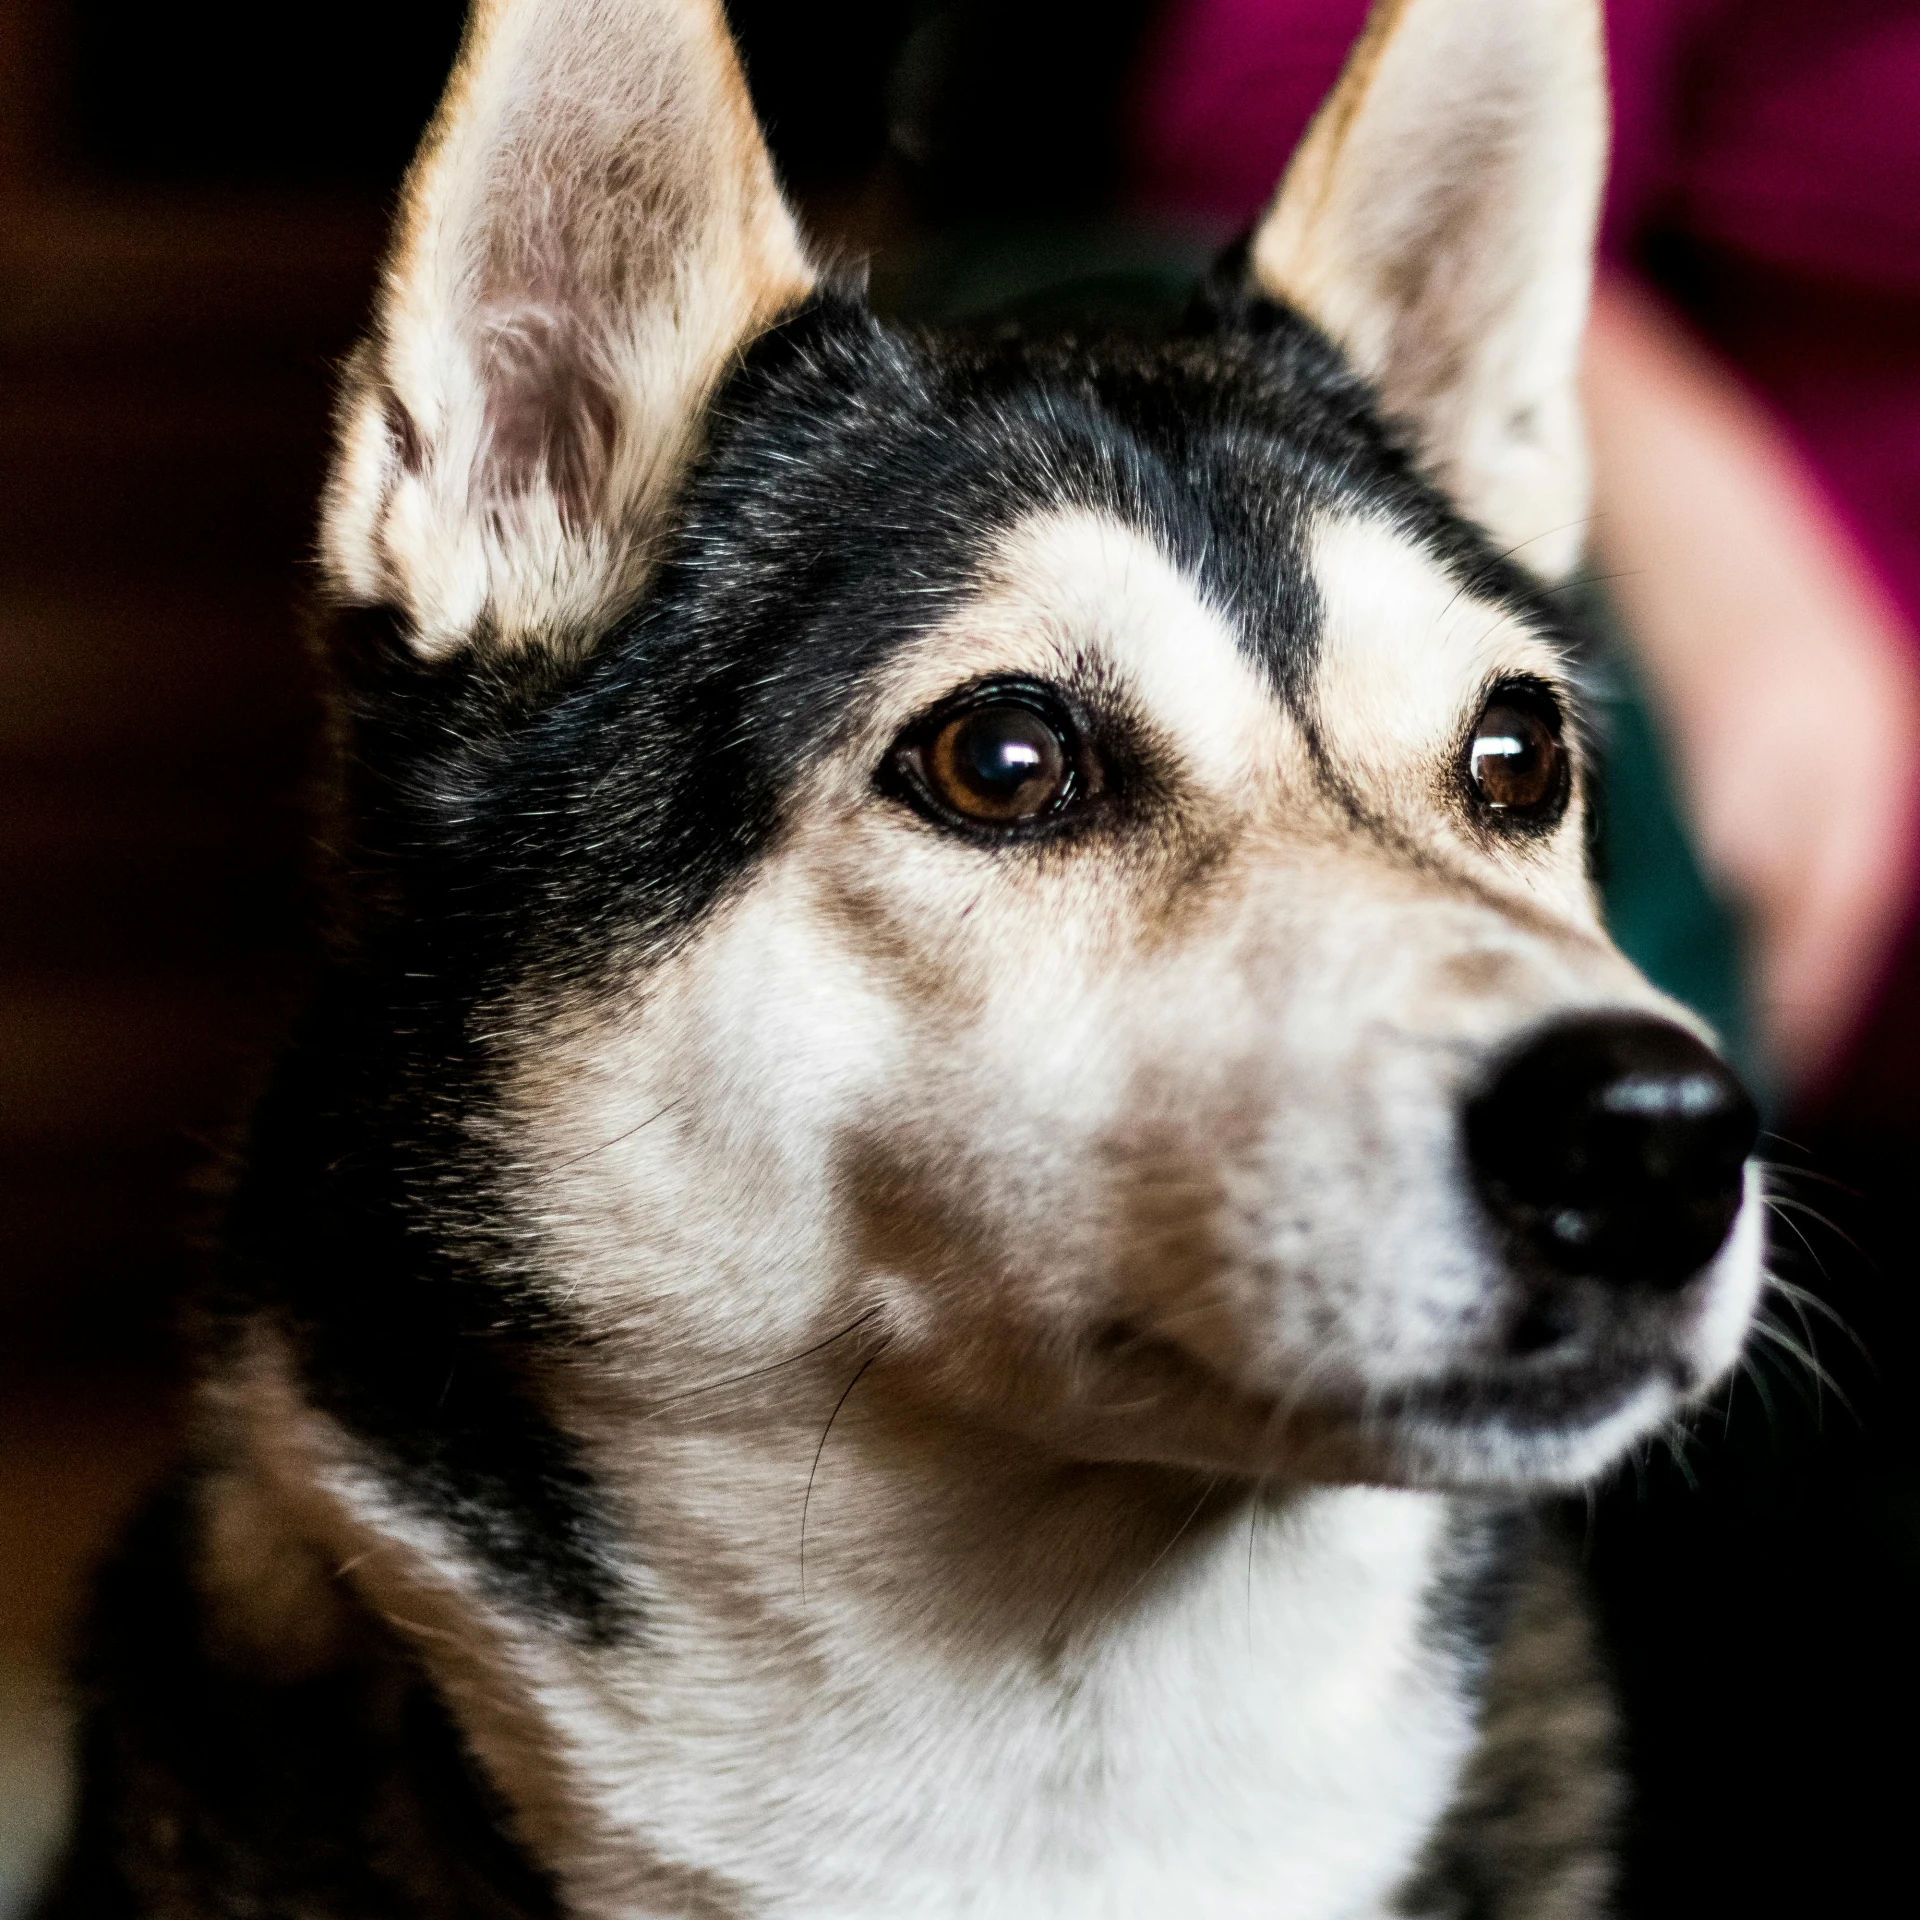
[477,301,621,529]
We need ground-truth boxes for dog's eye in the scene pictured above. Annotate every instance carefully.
[1465,688,1568,822]
[928,704,1069,822]
[887,683,1090,833]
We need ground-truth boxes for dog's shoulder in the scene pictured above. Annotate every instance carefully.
[1398,1511,1621,1920]
[34,1477,547,1920]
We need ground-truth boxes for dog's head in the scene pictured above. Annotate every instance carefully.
[313,0,1761,1499]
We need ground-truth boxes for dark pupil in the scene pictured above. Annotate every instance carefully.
[938,706,1068,819]
[1470,704,1555,809]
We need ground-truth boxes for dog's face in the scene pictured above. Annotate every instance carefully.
[314,0,1762,1502]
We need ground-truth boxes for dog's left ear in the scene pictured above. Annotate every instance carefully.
[321,0,815,660]
[1250,0,1607,578]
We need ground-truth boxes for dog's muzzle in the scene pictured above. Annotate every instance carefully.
[1465,1014,1758,1288]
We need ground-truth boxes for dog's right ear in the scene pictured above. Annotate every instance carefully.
[321,0,814,662]
[1247,0,1607,579]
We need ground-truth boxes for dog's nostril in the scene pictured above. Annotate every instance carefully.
[1465,1014,1757,1289]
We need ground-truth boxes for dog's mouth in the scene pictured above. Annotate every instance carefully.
[1063,1160,1764,1490]
[1073,1298,1707,1490]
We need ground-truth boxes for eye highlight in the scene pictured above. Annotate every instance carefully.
[1464,683,1569,826]
[884,680,1096,836]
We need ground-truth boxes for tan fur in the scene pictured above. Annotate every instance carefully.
[320,0,814,659]
[192,1452,354,1686]
[1251,0,1607,577]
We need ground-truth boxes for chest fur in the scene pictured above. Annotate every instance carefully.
[373,1475,1480,1919]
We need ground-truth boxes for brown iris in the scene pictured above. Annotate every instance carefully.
[922,700,1074,824]
[1466,694,1566,818]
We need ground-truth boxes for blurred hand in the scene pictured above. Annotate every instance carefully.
[1583,274,1920,1100]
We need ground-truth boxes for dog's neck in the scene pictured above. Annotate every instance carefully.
[227,1336,1482,1919]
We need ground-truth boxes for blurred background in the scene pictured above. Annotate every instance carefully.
[2,0,1919,1913]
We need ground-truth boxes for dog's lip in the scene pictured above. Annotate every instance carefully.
[1085,1316,1682,1444]
[1357,1354,1683,1435]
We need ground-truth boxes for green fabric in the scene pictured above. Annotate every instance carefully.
[1580,599,1759,1095]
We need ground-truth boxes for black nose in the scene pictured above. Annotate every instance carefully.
[1465,1014,1758,1287]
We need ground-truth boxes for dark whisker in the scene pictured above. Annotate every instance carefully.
[1108,1474,1224,1621]
[800,1339,889,1603]
[1655,1417,1701,1494]
[548,1096,685,1173]
[648,1306,885,1417]
[1245,1476,1265,1653]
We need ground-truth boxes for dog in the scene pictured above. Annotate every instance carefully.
[37,0,1764,1913]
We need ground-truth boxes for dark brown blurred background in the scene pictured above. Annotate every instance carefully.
[1,10,393,1380]
[0,5,463,1901]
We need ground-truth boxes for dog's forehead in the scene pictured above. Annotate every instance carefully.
[682,308,1559,747]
